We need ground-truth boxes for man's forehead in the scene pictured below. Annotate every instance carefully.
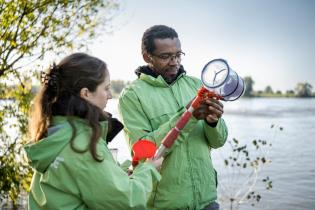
[153,38,181,53]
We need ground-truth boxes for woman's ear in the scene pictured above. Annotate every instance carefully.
[79,87,90,100]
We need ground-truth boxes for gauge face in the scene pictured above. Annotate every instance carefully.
[201,59,229,88]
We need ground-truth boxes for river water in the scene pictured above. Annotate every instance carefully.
[106,98,315,210]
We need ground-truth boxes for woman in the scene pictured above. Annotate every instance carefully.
[25,53,162,210]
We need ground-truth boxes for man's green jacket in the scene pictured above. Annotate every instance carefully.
[24,116,161,210]
[119,71,228,210]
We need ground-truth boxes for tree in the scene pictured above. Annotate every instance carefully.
[286,90,294,95]
[243,76,254,97]
[285,90,295,97]
[264,85,273,94]
[111,79,129,97]
[0,0,119,208]
[295,82,313,97]
[275,90,282,95]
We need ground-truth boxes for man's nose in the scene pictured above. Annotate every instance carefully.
[169,56,179,65]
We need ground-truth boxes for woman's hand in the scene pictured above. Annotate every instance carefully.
[146,157,164,171]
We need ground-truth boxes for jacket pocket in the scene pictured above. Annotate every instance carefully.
[149,112,174,129]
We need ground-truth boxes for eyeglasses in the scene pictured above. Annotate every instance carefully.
[151,51,185,62]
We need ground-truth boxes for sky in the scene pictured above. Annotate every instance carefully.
[90,0,315,92]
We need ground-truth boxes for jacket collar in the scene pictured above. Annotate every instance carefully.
[135,65,186,87]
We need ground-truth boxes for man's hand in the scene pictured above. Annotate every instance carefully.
[204,99,224,124]
[187,98,224,123]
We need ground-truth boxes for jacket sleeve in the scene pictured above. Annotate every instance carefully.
[118,88,198,154]
[76,157,161,210]
[203,118,228,149]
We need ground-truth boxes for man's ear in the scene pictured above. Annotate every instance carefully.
[143,51,152,64]
[79,87,90,100]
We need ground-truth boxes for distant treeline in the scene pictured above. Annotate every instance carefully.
[1,78,314,100]
[112,77,315,98]
[243,76,314,98]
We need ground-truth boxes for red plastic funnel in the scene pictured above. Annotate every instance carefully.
[132,140,157,166]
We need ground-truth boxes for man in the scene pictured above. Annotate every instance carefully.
[118,25,228,210]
